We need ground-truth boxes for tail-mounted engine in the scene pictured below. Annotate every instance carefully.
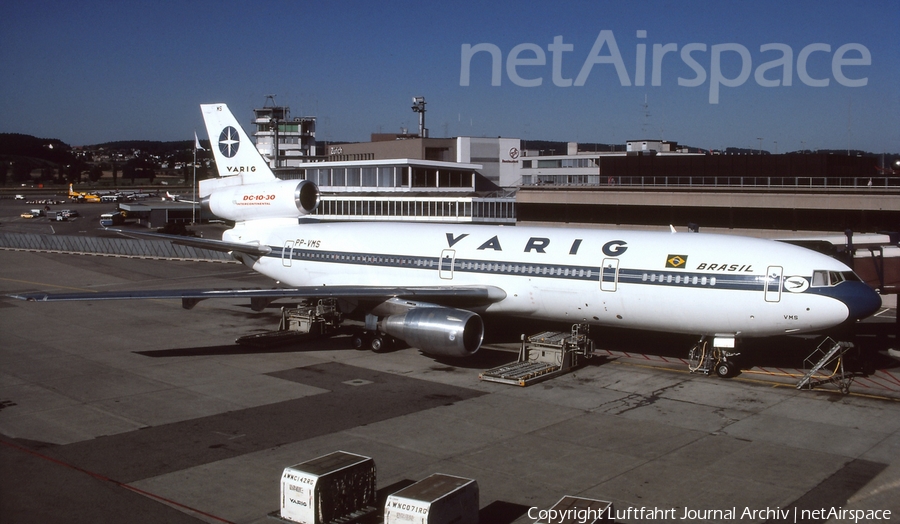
[202,179,319,222]
[382,307,484,358]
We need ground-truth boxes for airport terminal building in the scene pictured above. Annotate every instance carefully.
[251,103,519,224]
[129,100,898,237]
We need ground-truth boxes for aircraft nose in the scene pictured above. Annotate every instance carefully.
[839,281,882,321]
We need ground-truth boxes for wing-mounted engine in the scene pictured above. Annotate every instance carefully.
[382,307,484,358]
[202,179,319,222]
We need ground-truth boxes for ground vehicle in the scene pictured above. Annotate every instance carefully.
[20,209,45,219]
[99,211,124,227]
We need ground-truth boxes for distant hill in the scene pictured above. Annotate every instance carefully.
[0,133,74,164]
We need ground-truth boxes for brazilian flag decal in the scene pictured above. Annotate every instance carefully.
[666,254,688,268]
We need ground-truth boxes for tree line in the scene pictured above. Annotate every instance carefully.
[0,134,209,186]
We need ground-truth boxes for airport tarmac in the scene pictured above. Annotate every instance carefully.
[2,248,900,523]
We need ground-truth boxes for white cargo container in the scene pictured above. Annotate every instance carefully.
[533,496,613,524]
[279,451,376,524]
[384,473,478,524]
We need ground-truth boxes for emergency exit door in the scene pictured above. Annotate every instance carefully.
[283,240,294,267]
[601,258,619,292]
[765,265,783,302]
[439,249,455,280]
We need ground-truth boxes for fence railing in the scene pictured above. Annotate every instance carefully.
[522,175,900,189]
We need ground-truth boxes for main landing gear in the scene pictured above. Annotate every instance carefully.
[350,331,396,353]
[350,313,396,353]
[688,335,741,378]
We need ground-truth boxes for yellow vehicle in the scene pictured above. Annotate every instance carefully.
[20,209,45,219]
[68,184,101,203]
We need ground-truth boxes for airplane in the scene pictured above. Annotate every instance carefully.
[9,104,883,378]
[68,184,101,203]
[161,190,199,204]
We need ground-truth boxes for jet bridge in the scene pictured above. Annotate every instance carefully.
[480,324,594,386]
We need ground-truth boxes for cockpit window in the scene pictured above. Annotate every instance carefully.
[811,270,860,287]
[812,270,827,286]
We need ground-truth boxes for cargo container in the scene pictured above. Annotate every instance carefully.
[532,496,613,524]
[279,451,376,524]
[384,473,478,524]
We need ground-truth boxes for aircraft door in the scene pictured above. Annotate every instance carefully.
[601,258,619,292]
[765,265,783,302]
[282,240,294,267]
[439,249,456,280]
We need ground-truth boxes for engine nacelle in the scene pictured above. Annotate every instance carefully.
[382,307,483,358]
[202,179,319,222]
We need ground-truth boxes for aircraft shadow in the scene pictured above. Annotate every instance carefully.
[134,314,896,375]
[135,335,353,358]
[483,314,899,374]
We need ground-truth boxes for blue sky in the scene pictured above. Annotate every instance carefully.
[1,0,898,153]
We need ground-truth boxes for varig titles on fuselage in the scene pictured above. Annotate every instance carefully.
[442,232,759,273]
[445,232,627,257]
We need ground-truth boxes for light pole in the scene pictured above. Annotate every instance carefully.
[411,97,427,137]
[193,131,204,224]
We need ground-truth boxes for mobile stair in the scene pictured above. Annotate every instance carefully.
[480,324,594,386]
[796,337,855,394]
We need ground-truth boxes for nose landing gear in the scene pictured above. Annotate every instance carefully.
[688,335,741,378]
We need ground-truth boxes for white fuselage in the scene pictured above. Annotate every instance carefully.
[224,219,858,338]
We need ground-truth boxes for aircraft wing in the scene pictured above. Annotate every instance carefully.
[105,228,272,256]
[7,285,508,311]
[17,230,506,311]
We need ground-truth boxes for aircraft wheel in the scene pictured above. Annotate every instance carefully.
[351,335,365,350]
[370,336,386,353]
[715,360,735,378]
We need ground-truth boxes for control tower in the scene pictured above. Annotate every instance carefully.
[252,95,317,168]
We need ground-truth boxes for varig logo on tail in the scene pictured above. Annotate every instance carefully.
[218,126,240,158]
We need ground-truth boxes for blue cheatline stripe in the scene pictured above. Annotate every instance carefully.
[267,245,867,307]
[267,246,777,291]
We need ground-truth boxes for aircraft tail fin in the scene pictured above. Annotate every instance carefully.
[200,104,275,184]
